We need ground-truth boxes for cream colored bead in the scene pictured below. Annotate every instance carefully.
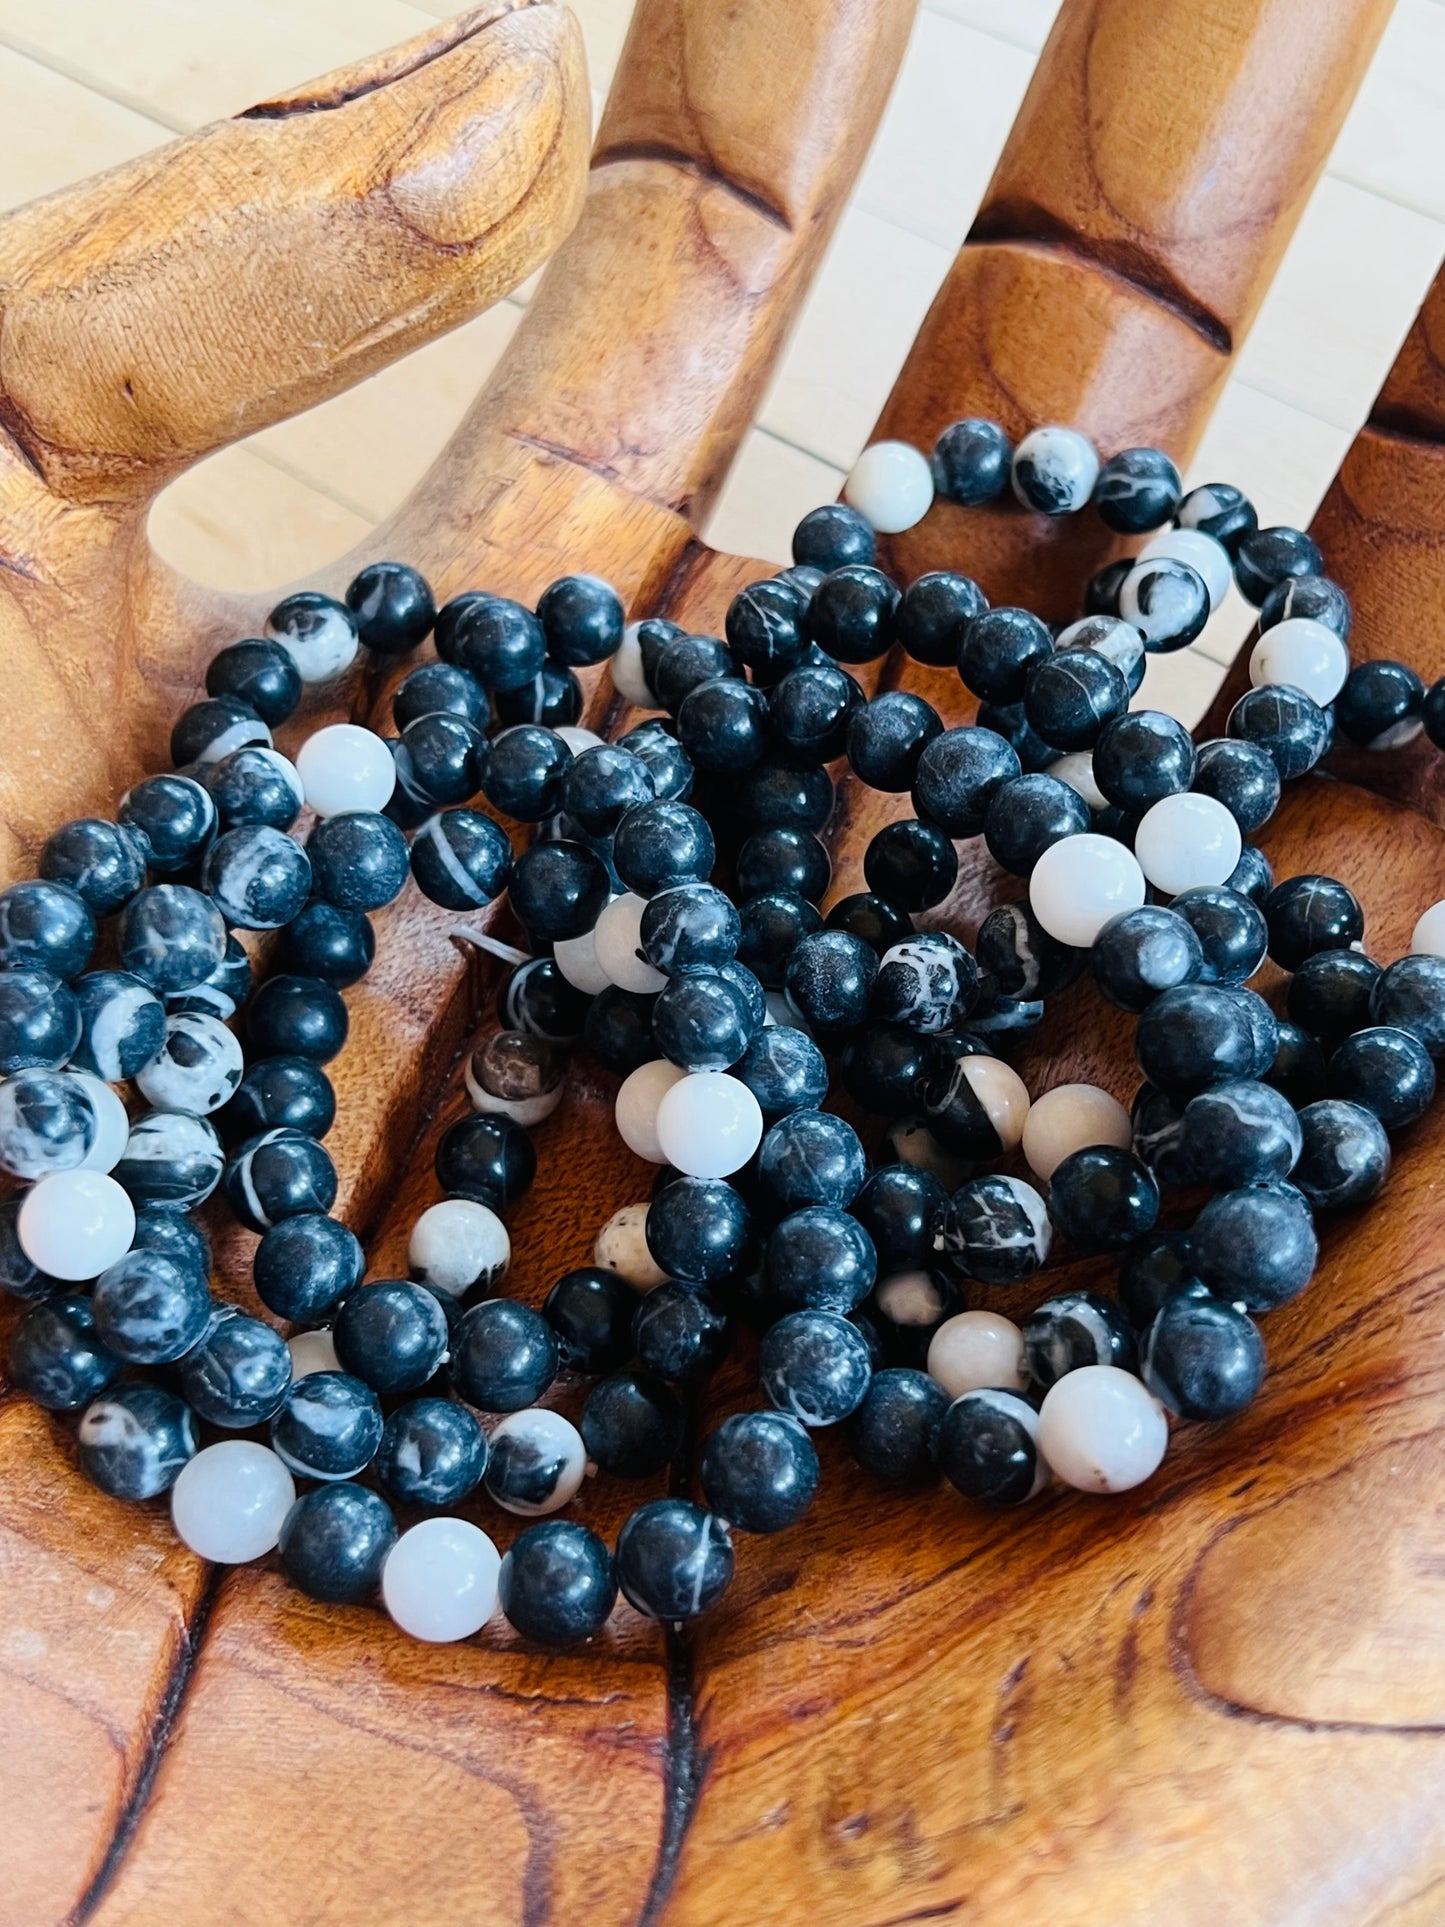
[593,893,668,994]
[927,1310,1029,1399]
[594,1203,668,1291]
[1022,1083,1133,1181]
[614,1059,688,1162]
[1037,1365,1169,1494]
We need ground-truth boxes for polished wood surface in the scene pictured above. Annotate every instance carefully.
[0,0,1437,1922]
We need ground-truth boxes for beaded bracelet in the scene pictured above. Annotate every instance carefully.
[5,417,1445,1646]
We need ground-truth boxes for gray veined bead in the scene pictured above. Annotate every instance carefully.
[114,1109,225,1210]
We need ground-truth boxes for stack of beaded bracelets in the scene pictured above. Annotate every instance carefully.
[4,408,1445,1646]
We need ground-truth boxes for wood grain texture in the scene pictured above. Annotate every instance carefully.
[874,0,1396,617]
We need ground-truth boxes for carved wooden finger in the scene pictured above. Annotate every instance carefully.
[874,0,1395,619]
[0,1,589,503]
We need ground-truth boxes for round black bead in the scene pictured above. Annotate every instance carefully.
[763,1208,876,1316]
[537,574,624,667]
[1335,659,1423,748]
[279,900,375,989]
[346,561,434,654]
[499,1519,618,1645]
[652,969,752,1070]
[170,695,269,768]
[1227,684,1330,779]
[632,1282,731,1383]
[1258,573,1352,639]
[736,826,829,904]
[640,883,740,977]
[1024,1290,1136,1385]
[613,801,715,897]
[223,1127,337,1232]
[8,1294,120,1410]
[582,988,657,1076]
[493,660,585,730]
[1267,1019,1330,1110]
[824,891,913,953]
[201,824,311,930]
[180,1311,291,1427]
[936,1390,1042,1505]
[1287,948,1380,1045]
[758,1307,872,1423]
[333,1280,449,1396]
[91,1249,211,1364]
[203,748,302,833]
[785,929,878,1032]
[375,1397,487,1508]
[1092,905,1203,1012]
[0,969,80,1075]
[645,1176,752,1286]
[39,818,147,916]
[117,884,224,994]
[1141,1293,1265,1420]
[77,1382,197,1500]
[847,693,943,792]
[851,1164,946,1272]
[1084,557,1134,615]
[615,1499,734,1620]
[732,1024,828,1123]
[895,571,988,668]
[757,1109,865,1217]
[543,1266,637,1375]
[248,974,347,1063]
[724,577,809,680]
[1369,954,1445,1057]
[766,666,859,770]
[451,1299,557,1411]
[807,565,899,664]
[307,811,410,911]
[410,809,512,912]
[581,1370,683,1478]
[0,879,95,981]
[1190,1182,1317,1310]
[1118,1231,1207,1329]
[207,637,302,726]
[271,1372,384,1480]
[838,1021,929,1115]
[129,1203,209,1275]
[1023,649,1129,750]
[1234,525,1323,606]
[861,819,956,912]
[700,1410,818,1533]
[843,1367,946,1483]
[391,660,488,733]
[1264,874,1364,972]
[983,773,1089,876]
[1093,445,1182,532]
[1226,843,1275,906]
[792,502,876,572]
[118,773,216,873]
[1293,1098,1390,1211]
[252,1211,363,1322]
[958,607,1053,703]
[1328,1025,1435,1129]
[1191,738,1281,835]
[224,1051,336,1145]
[1170,885,1268,986]
[499,956,590,1046]
[279,1483,396,1604]
[931,417,1011,505]
[1176,1078,1302,1188]
[434,1113,536,1212]
[912,725,1020,838]
[1046,1147,1159,1250]
[505,839,609,943]
[1094,709,1196,811]
[1137,983,1277,1093]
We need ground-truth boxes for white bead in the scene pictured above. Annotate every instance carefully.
[1412,901,1445,958]
[267,601,358,683]
[1011,426,1099,514]
[486,1409,587,1515]
[1029,833,1146,947]
[1047,751,1107,812]
[593,893,668,994]
[170,1440,296,1562]
[1248,616,1350,706]
[655,1072,764,1178]
[615,1059,688,1162]
[1133,792,1242,895]
[72,1073,131,1173]
[17,1169,135,1280]
[843,440,934,534]
[1140,527,1231,610]
[1022,1083,1132,1181]
[1037,1365,1169,1494]
[553,924,612,995]
[296,723,396,817]
[409,1198,510,1297]
[556,725,603,757]
[876,1270,953,1330]
[288,1328,341,1378]
[611,622,657,708]
[927,1310,1029,1399]
[594,1202,668,1290]
[135,1012,245,1116]
[382,1516,501,1641]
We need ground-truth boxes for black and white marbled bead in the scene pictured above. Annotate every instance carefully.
[1055,613,1147,696]
[936,1389,1047,1505]
[1258,572,1352,641]
[870,933,978,1034]
[1141,1292,1265,1421]
[0,969,81,1076]
[375,1396,487,1509]
[266,591,359,683]
[0,1068,98,1178]
[410,809,513,911]
[91,1249,212,1364]
[134,1012,244,1116]
[166,935,253,1023]
[1024,1290,1135,1387]
[1118,557,1209,652]
[279,1482,397,1604]
[270,1371,385,1481]
[408,1197,510,1298]
[77,1383,198,1500]
[464,1030,565,1128]
[70,971,165,1082]
[114,1110,225,1209]
[0,880,95,981]
[1092,446,1182,534]
[1190,1181,1318,1310]
[118,885,228,995]
[1176,481,1257,550]
[7,1293,120,1409]
[223,1127,337,1232]
[1011,425,1099,515]
[201,824,311,930]
[920,1051,1031,1159]
[1176,1077,1302,1189]
[758,1309,873,1425]
[178,1310,293,1428]
[615,1498,734,1621]
[483,1407,587,1516]
[974,901,1084,1001]
[935,1174,1050,1286]
[204,745,304,832]
[171,696,271,768]
[1292,1098,1390,1211]
[39,818,147,916]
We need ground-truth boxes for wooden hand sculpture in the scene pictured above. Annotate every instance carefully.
[2,0,1442,1923]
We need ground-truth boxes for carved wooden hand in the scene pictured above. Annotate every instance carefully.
[3,1,1442,1923]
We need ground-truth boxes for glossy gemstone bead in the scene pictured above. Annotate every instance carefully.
[434,1113,536,1212]
[1370,955,1445,1057]
[332,1280,448,1397]
[1011,425,1098,514]
[652,1071,764,1180]
[1176,1078,1302,1188]
[869,934,976,1037]
[279,1482,396,1603]
[654,970,754,1071]
[613,800,715,897]
[0,969,79,1075]
[842,1367,945,1483]
[792,502,876,571]
[252,1211,363,1322]
[763,1209,876,1316]
[39,818,147,917]
[895,571,989,668]
[959,607,1053,703]
[640,883,740,979]
[912,725,1020,837]
[1231,842,1279,908]
[451,1299,557,1411]
[271,1371,384,1481]
[346,561,434,654]
[208,636,303,725]
[1133,792,1241,894]
[172,1440,295,1562]
[1047,1147,1159,1252]
[724,577,809,680]
[1118,557,1209,651]
[933,1174,1047,1286]
[1293,1098,1390,1210]
[844,439,933,531]
[582,1370,683,1478]
[222,1056,335,1145]
[307,811,410,913]
[732,1025,828,1123]
[78,1382,198,1501]
[1227,684,1330,779]
[204,747,304,834]
[633,1280,732,1383]
[171,695,271,768]
[484,1407,587,1515]
[375,1397,487,1509]
[616,1499,734,1621]
[1328,1025,1435,1129]
[807,565,900,665]
[91,1249,210,1364]
[938,1389,1047,1504]
[738,826,831,903]
[645,1175,752,1285]
[0,1067,96,1179]
[1094,709,1196,811]
[7,1292,120,1409]
[499,1520,617,1646]
[758,1308,872,1425]
[495,661,585,730]
[117,884,226,996]
[920,1051,1029,1161]
[1259,573,1352,639]
[1140,1292,1264,1422]
[1136,983,1276,1093]
[1263,874,1363,971]
[224,1127,336,1232]
[180,1312,292,1428]
[1024,649,1129,751]
[1233,525,1323,606]
[1028,833,1146,946]
[700,1409,818,1532]
[846,692,942,792]
[1249,616,1350,707]
[0,881,93,984]
[383,1517,501,1641]
[1191,738,1281,836]
[281,900,375,988]
[1037,1365,1168,1493]
[17,1168,135,1279]
[1177,481,1257,550]
[1093,445,1181,532]
[931,417,1011,505]
[266,591,360,683]
[391,659,488,732]
[1190,1182,1317,1309]
[536,574,623,667]
[66,971,161,1084]
[1092,905,1203,1012]
[134,1012,243,1117]
[785,930,878,1032]
[863,817,958,910]
[541,1265,635,1375]
[1286,949,1380,1044]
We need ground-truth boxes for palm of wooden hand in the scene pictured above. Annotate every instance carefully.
[2,1,1444,1921]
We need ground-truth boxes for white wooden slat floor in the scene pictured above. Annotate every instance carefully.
[0,0,1437,725]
